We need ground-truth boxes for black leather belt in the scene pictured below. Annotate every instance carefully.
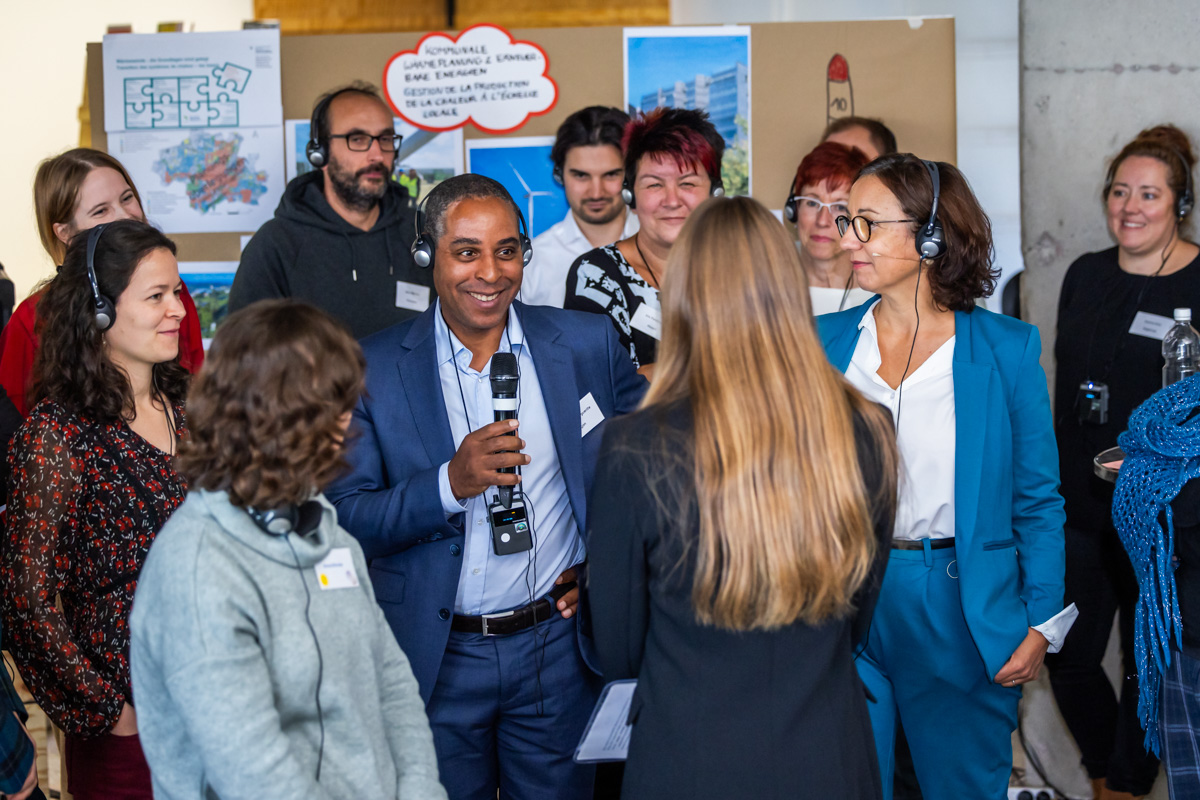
[451,581,576,636]
[891,538,955,551]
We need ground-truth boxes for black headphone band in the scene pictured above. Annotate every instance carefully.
[411,193,532,268]
[86,223,108,307]
[309,86,362,149]
[922,159,941,237]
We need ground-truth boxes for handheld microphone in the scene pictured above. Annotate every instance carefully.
[490,352,519,508]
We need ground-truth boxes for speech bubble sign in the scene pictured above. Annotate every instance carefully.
[384,24,558,135]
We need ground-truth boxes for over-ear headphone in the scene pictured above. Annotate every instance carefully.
[915,160,946,260]
[411,193,534,269]
[552,165,563,185]
[621,172,725,209]
[306,87,362,168]
[1103,147,1195,220]
[247,500,323,537]
[784,178,801,223]
[86,223,117,331]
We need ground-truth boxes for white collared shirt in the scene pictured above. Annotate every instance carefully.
[844,304,1077,650]
[433,303,586,614]
[521,209,639,308]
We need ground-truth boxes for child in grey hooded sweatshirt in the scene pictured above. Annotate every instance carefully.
[129,300,446,799]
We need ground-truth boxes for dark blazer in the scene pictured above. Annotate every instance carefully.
[326,301,646,701]
[819,300,1067,679]
[587,400,893,800]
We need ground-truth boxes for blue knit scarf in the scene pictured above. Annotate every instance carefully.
[1113,375,1200,754]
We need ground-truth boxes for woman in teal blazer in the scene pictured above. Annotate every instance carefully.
[818,154,1074,799]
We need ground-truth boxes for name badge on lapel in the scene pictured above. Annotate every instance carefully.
[580,392,605,437]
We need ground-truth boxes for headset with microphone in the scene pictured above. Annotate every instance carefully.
[1103,146,1194,220]
[621,170,724,209]
[410,192,533,269]
[86,223,117,332]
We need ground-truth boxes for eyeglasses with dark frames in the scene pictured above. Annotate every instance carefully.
[328,133,403,153]
[835,215,916,243]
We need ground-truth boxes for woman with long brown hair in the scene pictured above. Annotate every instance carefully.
[586,195,897,799]
[0,219,189,799]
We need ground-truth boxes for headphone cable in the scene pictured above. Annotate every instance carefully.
[285,535,326,782]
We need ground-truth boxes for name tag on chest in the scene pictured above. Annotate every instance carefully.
[396,281,431,312]
[580,392,605,437]
[315,547,359,590]
[1129,311,1174,340]
[629,303,662,340]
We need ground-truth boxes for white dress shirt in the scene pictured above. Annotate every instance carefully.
[433,303,586,615]
[521,209,639,308]
[810,285,876,317]
[844,305,1077,651]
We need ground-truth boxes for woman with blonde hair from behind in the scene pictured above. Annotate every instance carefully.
[586,195,898,799]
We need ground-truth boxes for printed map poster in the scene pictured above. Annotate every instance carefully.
[465,137,566,239]
[102,29,282,131]
[624,26,751,197]
[284,118,465,194]
[177,261,238,349]
[111,128,285,234]
[102,29,285,234]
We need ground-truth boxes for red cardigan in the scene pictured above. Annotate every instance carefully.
[0,285,205,416]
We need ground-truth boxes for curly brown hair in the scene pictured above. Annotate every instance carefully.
[33,219,188,423]
[858,154,998,312]
[177,300,365,510]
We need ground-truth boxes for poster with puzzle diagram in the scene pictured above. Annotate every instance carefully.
[102,30,284,234]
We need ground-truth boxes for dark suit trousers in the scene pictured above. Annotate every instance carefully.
[426,611,598,800]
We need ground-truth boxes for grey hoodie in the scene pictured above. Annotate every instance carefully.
[229,171,433,339]
[130,490,446,800]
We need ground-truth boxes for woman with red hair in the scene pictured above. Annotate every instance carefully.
[787,141,874,315]
[564,107,724,372]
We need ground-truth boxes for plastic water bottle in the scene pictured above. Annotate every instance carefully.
[1162,308,1200,387]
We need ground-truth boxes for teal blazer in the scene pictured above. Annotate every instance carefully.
[818,299,1067,679]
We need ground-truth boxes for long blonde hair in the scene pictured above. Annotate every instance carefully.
[644,196,897,630]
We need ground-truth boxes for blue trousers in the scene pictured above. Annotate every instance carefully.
[426,610,598,800]
[856,544,1021,800]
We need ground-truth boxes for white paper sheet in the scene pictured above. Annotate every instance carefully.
[574,679,636,763]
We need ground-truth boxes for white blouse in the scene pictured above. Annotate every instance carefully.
[845,306,956,541]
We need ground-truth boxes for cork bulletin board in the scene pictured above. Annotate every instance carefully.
[86,17,955,263]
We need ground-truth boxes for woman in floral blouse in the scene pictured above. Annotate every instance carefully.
[0,219,188,800]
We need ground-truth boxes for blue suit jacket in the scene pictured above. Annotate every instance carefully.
[327,301,647,701]
[818,300,1067,678]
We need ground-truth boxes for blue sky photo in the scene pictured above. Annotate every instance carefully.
[626,34,749,107]
[466,143,568,240]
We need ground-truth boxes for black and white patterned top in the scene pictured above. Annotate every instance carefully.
[563,243,660,368]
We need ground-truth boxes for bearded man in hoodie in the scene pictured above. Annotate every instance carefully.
[231,83,434,339]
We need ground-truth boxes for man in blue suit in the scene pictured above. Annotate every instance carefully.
[327,174,646,800]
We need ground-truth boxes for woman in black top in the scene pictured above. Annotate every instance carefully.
[1047,124,1200,800]
[587,197,897,799]
[564,107,724,372]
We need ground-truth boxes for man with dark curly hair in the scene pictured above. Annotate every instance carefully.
[328,173,646,800]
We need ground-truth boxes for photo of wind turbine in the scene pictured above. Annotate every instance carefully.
[510,162,553,235]
[464,136,568,239]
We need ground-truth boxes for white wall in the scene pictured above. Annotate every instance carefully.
[0,0,253,301]
[671,0,1023,314]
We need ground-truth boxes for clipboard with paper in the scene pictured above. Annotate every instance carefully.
[573,679,637,763]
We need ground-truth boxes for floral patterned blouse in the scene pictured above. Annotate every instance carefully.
[1,398,186,736]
